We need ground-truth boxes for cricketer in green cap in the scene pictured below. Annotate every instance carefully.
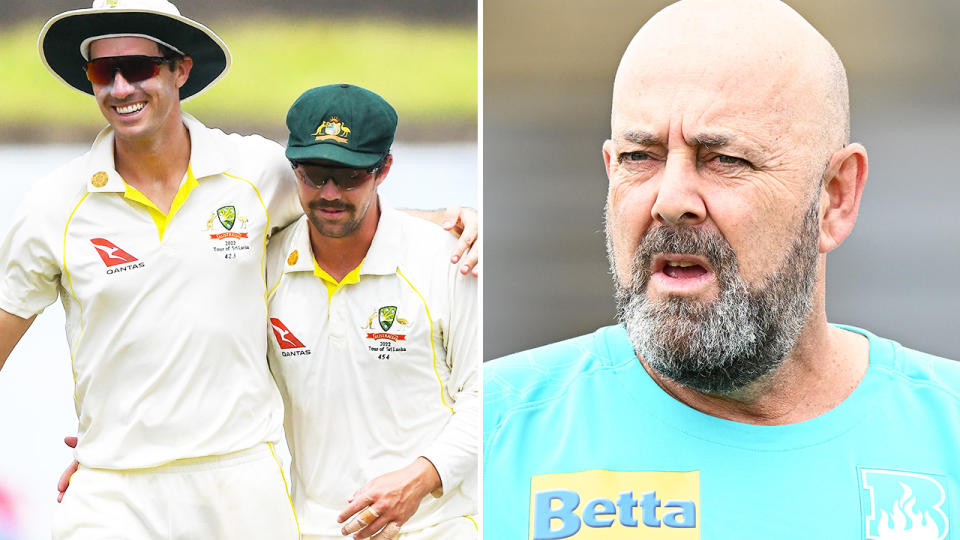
[284,83,398,240]
[285,83,398,168]
[270,84,479,539]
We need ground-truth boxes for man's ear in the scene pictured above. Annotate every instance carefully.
[374,154,393,189]
[175,55,194,89]
[819,143,868,253]
[602,139,616,181]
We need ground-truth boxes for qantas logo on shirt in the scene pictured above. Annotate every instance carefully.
[270,318,311,357]
[90,238,144,274]
[90,238,137,266]
[530,470,699,539]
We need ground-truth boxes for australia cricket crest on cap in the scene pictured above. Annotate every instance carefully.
[313,117,351,143]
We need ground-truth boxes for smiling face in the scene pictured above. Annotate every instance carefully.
[603,0,851,392]
[88,37,192,144]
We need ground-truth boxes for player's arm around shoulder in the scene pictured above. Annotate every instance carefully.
[225,132,302,236]
[402,206,479,276]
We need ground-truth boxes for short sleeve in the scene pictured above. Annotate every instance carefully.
[254,139,303,238]
[0,189,63,318]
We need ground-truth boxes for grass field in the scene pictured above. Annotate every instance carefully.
[0,17,477,140]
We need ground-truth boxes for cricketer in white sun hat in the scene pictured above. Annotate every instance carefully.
[38,0,231,102]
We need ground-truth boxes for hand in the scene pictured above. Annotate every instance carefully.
[338,457,442,539]
[441,207,480,277]
[57,436,79,503]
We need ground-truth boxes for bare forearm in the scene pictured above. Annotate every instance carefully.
[0,308,35,371]
[409,456,443,497]
[402,207,480,275]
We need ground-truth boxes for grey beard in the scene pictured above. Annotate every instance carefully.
[608,198,820,394]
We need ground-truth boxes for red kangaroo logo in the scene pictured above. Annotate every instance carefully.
[90,238,138,267]
[270,318,306,349]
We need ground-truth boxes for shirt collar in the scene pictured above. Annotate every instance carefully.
[181,112,229,179]
[281,216,317,274]
[82,113,228,194]
[361,199,404,276]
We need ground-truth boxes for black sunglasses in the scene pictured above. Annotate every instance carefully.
[83,55,175,85]
[291,159,386,191]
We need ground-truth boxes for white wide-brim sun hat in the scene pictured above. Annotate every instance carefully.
[38,0,231,102]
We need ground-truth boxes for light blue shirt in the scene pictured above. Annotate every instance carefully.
[484,325,960,539]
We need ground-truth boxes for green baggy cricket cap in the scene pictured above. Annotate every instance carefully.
[285,84,398,168]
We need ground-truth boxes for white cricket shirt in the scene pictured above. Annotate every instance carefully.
[266,205,478,536]
[0,114,302,469]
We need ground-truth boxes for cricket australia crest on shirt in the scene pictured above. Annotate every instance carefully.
[860,468,949,539]
[363,305,409,358]
[204,204,252,260]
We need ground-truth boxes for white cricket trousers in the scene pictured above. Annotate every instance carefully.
[53,443,300,539]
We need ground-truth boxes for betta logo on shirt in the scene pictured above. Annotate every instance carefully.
[860,468,949,540]
[529,470,699,539]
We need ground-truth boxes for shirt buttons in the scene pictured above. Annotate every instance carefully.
[328,307,343,338]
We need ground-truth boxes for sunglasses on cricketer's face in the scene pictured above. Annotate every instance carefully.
[83,55,175,85]
[292,161,384,191]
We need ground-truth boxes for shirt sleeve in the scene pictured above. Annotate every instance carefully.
[0,187,63,318]
[420,266,479,494]
[257,139,303,238]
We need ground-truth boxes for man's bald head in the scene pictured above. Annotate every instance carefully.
[612,0,849,165]
[602,0,871,396]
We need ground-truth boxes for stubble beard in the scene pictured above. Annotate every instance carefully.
[306,194,374,239]
[607,197,821,395]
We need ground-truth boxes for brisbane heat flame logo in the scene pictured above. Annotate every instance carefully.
[861,469,949,540]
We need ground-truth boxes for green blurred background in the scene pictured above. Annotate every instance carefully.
[484,0,960,360]
[0,1,477,142]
